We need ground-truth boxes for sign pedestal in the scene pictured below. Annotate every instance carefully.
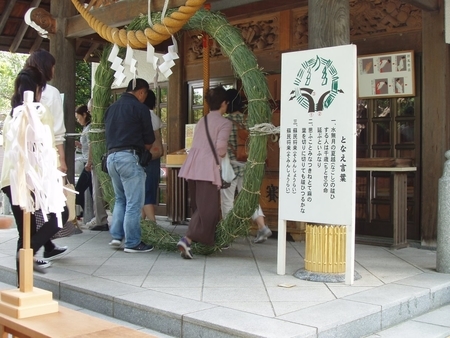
[0,287,58,319]
[0,212,58,319]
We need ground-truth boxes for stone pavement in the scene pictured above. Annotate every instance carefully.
[0,216,450,337]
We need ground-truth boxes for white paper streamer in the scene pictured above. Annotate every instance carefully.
[109,44,127,87]
[6,91,68,227]
[108,44,120,62]
[111,57,123,71]
[147,42,159,71]
[170,35,179,54]
[146,0,177,81]
[125,44,138,87]
[110,44,141,87]
[124,45,134,65]
[157,37,179,79]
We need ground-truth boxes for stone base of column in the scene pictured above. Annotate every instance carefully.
[293,269,361,283]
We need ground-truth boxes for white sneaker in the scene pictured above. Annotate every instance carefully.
[85,218,97,228]
[109,239,122,248]
[254,226,272,243]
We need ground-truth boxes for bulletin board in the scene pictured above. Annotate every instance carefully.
[357,50,415,98]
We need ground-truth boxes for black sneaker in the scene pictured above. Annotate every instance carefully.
[124,242,153,253]
[90,224,109,231]
[34,259,51,273]
[43,246,68,261]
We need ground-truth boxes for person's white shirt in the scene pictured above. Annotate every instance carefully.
[40,84,66,146]
[149,110,162,131]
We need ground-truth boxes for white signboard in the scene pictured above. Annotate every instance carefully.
[278,45,357,283]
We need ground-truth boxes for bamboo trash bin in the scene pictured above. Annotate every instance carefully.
[304,224,346,273]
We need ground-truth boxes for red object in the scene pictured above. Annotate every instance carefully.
[203,34,209,48]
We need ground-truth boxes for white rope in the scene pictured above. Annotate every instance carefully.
[249,123,280,142]
[249,123,280,135]
[89,128,106,133]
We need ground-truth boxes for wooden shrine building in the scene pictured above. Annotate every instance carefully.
[0,0,448,248]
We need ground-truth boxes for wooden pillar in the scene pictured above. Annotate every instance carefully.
[166,42,187,221]
[305,0,351,281]
[49,0,77,182]
[167,42,186,154]
[308,0,349,49]
[421,0,450,246]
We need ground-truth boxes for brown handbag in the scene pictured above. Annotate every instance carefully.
[229,120,249,162]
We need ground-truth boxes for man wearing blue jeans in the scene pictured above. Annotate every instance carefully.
[104,78,155,252]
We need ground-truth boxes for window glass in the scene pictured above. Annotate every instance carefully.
[398,98,414,116]
[160,87,168,103]
[374,121,391,145]
[188,78,236,123]
[398,121,414,143]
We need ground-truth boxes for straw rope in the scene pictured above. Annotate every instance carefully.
[70,0,207,47]
[91,9,273,255]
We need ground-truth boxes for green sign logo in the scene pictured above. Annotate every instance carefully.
[289,55,343,113]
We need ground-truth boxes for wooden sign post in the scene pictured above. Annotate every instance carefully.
[19,212,34,292]
[0,211,58,319]
[0,90,59,318]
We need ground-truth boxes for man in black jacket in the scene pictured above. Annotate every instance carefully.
[105,78,155,252]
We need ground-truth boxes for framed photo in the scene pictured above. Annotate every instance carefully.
[357,50,415,98]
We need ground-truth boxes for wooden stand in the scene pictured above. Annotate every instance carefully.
[0,215,153,337]
[357,167,417,249]
[0,212,58,319]
[0,305,156,337]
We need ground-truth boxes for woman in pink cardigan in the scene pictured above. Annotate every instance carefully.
[177,86,232,259]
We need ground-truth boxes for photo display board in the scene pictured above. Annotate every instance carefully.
[279,45,357,226]
[357,50,415,98]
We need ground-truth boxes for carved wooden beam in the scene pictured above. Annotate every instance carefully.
[66,0,188,38]
[29,7,57,34]
[401,0,439,11]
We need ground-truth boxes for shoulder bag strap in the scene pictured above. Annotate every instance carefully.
[204,115,219,166]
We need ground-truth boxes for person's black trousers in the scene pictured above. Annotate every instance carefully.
[75,167,92,209]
